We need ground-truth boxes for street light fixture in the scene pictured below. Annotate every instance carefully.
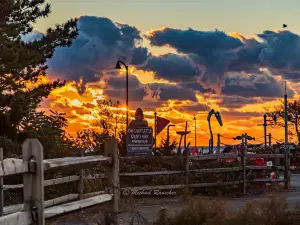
[207,109,223,153]
[167,124,175,147]
[115,60,129,131]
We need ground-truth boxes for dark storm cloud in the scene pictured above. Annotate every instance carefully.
[106,75,141,90]
[106,88,147,101]
[147,28,244,89]
[228,39,266,72]
[181,82,215,93]
[148,83,197,102]
[257,31,300,70]
[24,19,300,105]
[147,28,300,88]
[105,75,146,101]
[130,47,149,65]
[218,96,261,108]
[281,72,300,82]
[147,28,243,55]
[106,74,197,102]
[46,16,144,83]
[222,72,294,98]
[142,53,199,82]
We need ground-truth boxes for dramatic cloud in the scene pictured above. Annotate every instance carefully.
[146,28,300,93]
[104,74,198,103]
[222,72,294,97]
[47,16,144,83]
[142,53,199,82]
[148,83,197,102]
[218,96,261,108]
[131,47,149,65]
[147,28,244,91]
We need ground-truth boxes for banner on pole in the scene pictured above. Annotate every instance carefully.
[156,116,170,135]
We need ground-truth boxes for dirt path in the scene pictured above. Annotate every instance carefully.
[50,175,300,225]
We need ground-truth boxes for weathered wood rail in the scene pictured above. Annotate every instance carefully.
[0,138,119,225]
[119,150,290,195]
[0,138,291,225]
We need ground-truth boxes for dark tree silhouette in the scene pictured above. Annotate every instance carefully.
[159,137,178,156]
[268,100,300,143]
[0,0,78,143]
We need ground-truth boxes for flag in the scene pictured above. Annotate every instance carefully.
[156,116,170,135]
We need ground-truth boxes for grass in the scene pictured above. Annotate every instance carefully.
[154,195,300,225]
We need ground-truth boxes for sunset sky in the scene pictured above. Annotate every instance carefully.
[27,0,300,146]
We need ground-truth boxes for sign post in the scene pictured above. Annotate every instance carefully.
[126,127,153,156]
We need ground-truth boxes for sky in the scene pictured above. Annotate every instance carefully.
[29,0,300,146]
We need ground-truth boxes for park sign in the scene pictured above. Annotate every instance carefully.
[126,127,153,156]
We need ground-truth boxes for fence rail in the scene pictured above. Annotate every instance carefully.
[0,138,119,225]
[0,138,291,225]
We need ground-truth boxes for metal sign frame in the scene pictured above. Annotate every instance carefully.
[126,127,153,156]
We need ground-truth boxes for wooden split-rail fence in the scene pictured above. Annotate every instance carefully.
[0,137,291,225]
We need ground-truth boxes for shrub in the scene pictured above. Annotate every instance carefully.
[154,196,300,225]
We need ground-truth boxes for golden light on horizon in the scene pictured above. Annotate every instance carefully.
[39,66,299,145]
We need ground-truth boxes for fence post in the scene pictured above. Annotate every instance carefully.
[23,139,45,225]
[217,133,221,154]
[184,121,189,193]
[184,147,190,192]
[104,138,119,225]
[284,146,291,189]
[241,134,247,195]
[79,148,85,199]
[0,148,3,216]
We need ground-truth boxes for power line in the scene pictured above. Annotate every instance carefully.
[220,135,234,139]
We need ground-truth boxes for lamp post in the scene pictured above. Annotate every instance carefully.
[207,109,223,153]
[284,81,288,144]
[167,124,175,147]
[115,60,129,131]
[194,115,197,149]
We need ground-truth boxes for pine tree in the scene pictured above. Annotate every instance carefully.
[0,0,78,141]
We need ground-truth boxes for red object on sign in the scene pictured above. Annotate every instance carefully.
[156,116,170,135]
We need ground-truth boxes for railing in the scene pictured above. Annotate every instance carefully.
[119,149,290,194]
[0,138,119,225]
[0,138,291,225]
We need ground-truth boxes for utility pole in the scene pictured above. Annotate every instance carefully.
[167,124,175,147]
[154,112,157,152]
[284,81,290,189]
[242,133,245,146]
[268,133,272,146]
[264,114,267,147]
[284,81,288,144]
[258,115,274,148]
[194,115,197,149]
[184,121,188,151]
[217,133,221,153]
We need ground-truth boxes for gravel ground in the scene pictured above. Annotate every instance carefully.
[48,175,300,225]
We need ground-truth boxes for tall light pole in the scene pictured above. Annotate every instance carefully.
[194,115,197,148]
[115,60,129,131]
[207,109,223,153]
[167,124,175,147]
[284,81,288,144]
